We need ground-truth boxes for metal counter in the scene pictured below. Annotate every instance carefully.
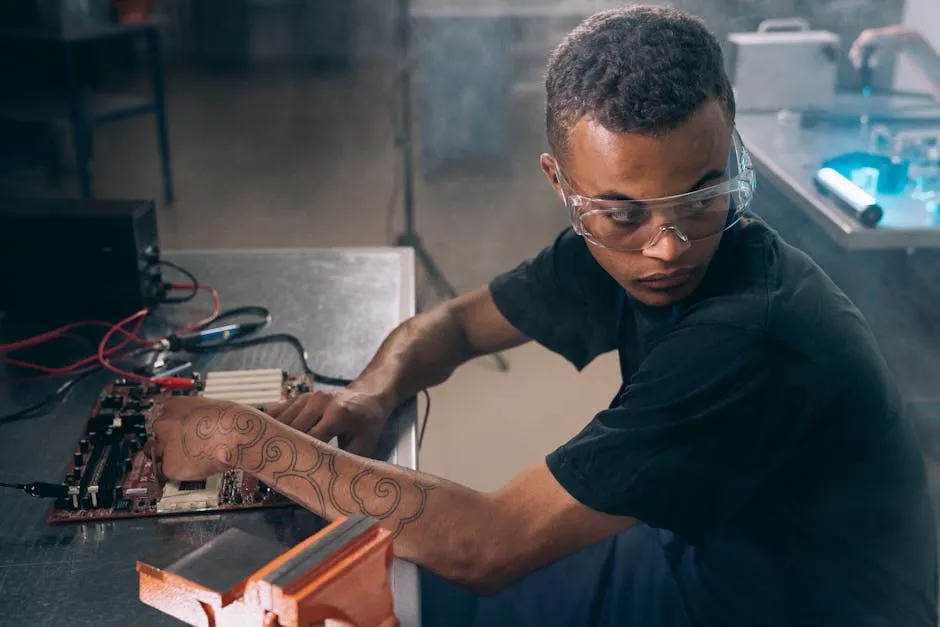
[0,248,420,626]
[737,106,940,251]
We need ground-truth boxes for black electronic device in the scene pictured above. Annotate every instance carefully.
[0,198,162,322]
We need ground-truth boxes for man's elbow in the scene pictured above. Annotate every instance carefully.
[430,534,522,596]
[465,569,517,596]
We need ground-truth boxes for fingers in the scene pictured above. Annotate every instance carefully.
[265,398,292,418]
[849,44,863,69]
[849,41,875,70]
[850,27,884,70]
[274,396,310,426]
[291,393,333,434]
[309,412,342,445]
[266,392,334,433]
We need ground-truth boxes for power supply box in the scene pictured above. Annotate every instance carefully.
[0,198,163,323]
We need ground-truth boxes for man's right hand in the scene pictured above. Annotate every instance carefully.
[266,388,391,456]
[265,286,529,457]
[849,25,915,70]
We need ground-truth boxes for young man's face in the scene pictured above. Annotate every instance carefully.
[541,99,732,307]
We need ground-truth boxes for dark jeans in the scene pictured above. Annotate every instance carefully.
[420,524,691,627]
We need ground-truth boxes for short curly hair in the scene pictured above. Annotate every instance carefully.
[545,5,735,158]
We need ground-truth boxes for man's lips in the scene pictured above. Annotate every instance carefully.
[636,268,696,290]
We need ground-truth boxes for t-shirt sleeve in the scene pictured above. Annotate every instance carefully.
[546,323,818,538]
[489,228,619,370]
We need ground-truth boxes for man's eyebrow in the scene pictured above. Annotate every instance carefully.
[593,169,726,201]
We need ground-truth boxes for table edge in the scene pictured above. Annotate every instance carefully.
[741,124,940,251]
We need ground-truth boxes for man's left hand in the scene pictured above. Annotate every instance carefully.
[149,396,240,481]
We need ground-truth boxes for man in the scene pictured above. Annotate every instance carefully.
[150,6,938,626]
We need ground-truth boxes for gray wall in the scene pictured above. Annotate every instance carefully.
[157,0,910,73]
[155,0,356,67]
[356,0,907,78]
[895,0,940,94]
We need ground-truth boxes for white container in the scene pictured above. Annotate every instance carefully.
[727,18,841,113]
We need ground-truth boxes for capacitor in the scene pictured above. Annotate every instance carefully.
[114,486,123,502]
[80,494,93,510]
[79,439,90,454]
[123,457,134,473]
[73,452,84,468]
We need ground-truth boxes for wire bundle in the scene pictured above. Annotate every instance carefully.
[0,268,220,422]
[0,260,430,449]
[0,261,352,422]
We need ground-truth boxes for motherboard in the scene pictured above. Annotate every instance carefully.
[48,369,312,524]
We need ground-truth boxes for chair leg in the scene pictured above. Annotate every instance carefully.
[62,43,92,200]
[43,125,64,186]
[147,29,175,205]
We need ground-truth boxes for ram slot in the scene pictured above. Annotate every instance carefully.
[86,443,120,508]
[96,443,123,510]
[78,442,106,501]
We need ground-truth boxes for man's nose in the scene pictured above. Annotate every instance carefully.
[642,226,690,262]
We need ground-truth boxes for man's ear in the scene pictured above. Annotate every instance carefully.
[539,153,564,203]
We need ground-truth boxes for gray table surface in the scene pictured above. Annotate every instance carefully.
[737,99,940,251]
[0,247,420,627]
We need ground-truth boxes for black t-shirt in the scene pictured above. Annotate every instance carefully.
[489,218,938,626]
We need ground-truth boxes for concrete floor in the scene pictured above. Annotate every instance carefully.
[9,65,622,491]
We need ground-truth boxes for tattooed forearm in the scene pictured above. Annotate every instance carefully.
[185,405,437,538]
[183,406,269,467]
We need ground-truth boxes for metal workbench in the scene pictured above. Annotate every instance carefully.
[0,248,420,626]
[737,98,940,251]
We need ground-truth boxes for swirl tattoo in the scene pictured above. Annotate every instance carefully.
[350,467,401,519]
[346,465,437,536]
[184,407,268,467]
[187,406,437,538]
[266,440,331,515]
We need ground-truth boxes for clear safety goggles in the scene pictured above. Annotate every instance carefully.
[556,128,756,252]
